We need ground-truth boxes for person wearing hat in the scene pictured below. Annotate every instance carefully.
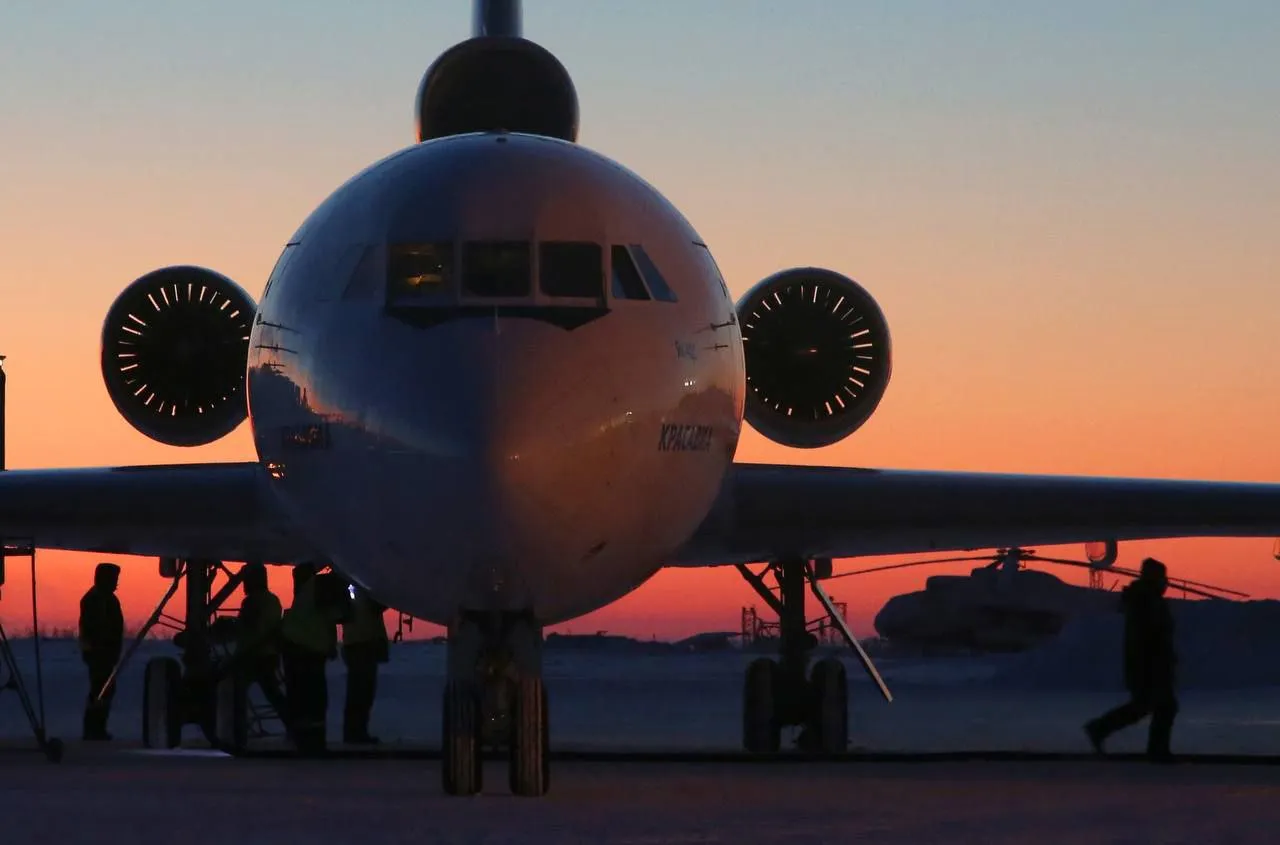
[279,563,344,753]
[234,562,286,714]
[1084,557,1179,762]
[78,562,124,740]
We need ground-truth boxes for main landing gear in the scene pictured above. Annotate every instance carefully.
[441,612,548,797]
[109,558,285,752]
[736,556,893,755]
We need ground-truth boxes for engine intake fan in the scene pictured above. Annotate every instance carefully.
[737,267,892,449]
[100,265,255,447]
[416,36,579,143]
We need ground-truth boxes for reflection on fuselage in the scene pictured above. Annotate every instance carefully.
[247,132,746,625]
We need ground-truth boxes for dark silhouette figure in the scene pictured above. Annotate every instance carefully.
[341,587,389,744]
[1085,557,1178,762]
[79,562,124,740]
[234,563,286,717]
[280,564,340,753]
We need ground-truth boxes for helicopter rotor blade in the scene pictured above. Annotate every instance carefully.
[1026,556,1249,599]
[820,555,999,582]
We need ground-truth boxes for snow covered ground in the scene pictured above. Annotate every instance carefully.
[4,619,1280,756]
[6,613,1280,844]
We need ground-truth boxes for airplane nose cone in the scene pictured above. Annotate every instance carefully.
[354,314,623,614]
[469,317,627,606]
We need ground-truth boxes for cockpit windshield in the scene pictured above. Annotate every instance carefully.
[383,239,677,315]
[387,243,452,302]
[540,242,603,299]
[463,241,530,297]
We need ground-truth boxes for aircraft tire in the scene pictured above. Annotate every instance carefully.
[442,679,481,796]
[213,673,249,753]
[743,657,781,753]
[508,675,550,797]
[142,657,182,749]
[809,657,848,754]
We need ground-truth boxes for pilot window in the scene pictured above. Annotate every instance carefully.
[262,243,299,297]
[387,242,453,302]
[341,246,379,300]
[628,245,679,302]
[463,241,530,297]
[540,242,604,298]
[384,240,455,307]
[610,246,651,301]
[694,243,731,299]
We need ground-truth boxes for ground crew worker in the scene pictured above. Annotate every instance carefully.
[235,563,285,713]
[341,586,389,744]
[279,564,338,753]
[1084,557,1178,762]
[79,562,124,741]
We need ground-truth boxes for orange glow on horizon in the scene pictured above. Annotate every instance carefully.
[4,7,1280,641]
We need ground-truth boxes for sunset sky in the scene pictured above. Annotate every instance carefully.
[2,1,1279,640]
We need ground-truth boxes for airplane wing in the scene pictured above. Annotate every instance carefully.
[0,462,318,563]
[670,463,1280,567]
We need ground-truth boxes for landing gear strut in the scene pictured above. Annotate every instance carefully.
[737,556,892,754]
[107,558,285,751]
[441,613,548,797]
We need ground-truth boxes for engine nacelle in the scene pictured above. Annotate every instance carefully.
[737,267,892,449]
[416,36,579,143]
[100,265,255,447]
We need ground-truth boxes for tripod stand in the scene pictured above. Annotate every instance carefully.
[0,542,64,762]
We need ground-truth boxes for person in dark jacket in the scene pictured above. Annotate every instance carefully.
[235,563,286,714]
[79,562,124,740]
[341,586,389,744]
[1084,557,1178,762]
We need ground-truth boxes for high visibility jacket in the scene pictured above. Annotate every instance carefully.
[342,594,389,663]
[236,590,282,656]
[280,579,337,658]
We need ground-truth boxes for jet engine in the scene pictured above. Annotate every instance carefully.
[736,267,892,449]
[100,265,255,447]
[415,36,579,143]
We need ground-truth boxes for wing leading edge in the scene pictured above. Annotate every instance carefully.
[670,463,1280,567]
[0,463,318,563]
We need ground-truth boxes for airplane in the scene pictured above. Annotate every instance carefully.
[4,0,1280,796]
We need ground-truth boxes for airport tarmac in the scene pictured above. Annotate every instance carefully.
[2,745,1280,844]
[10,640,1280,755]
[6,640,1280,841]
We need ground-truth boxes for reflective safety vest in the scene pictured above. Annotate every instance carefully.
[280,579,338,657]
[236,590,282,656]
[342,594,389,661]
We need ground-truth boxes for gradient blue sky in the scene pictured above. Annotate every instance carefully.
[2,2,1280,637]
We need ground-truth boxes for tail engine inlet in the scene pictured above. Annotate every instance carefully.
[100,265,255,447]
[416,36,579,143]
[736,267,892,449]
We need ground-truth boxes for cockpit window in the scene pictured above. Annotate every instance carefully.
[610,246,651,301]
[693,242,731,299]
[540,242,603,298]
[628,245,679,303]
[463,241,530,297]
[387,242,453,303]
[262,243,298,297]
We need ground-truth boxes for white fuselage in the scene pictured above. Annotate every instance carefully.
[247,132,745,625]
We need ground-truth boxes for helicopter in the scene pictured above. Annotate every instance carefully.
[826,543,1247,654]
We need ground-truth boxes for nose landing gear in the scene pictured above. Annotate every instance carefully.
[441,613,548,796]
